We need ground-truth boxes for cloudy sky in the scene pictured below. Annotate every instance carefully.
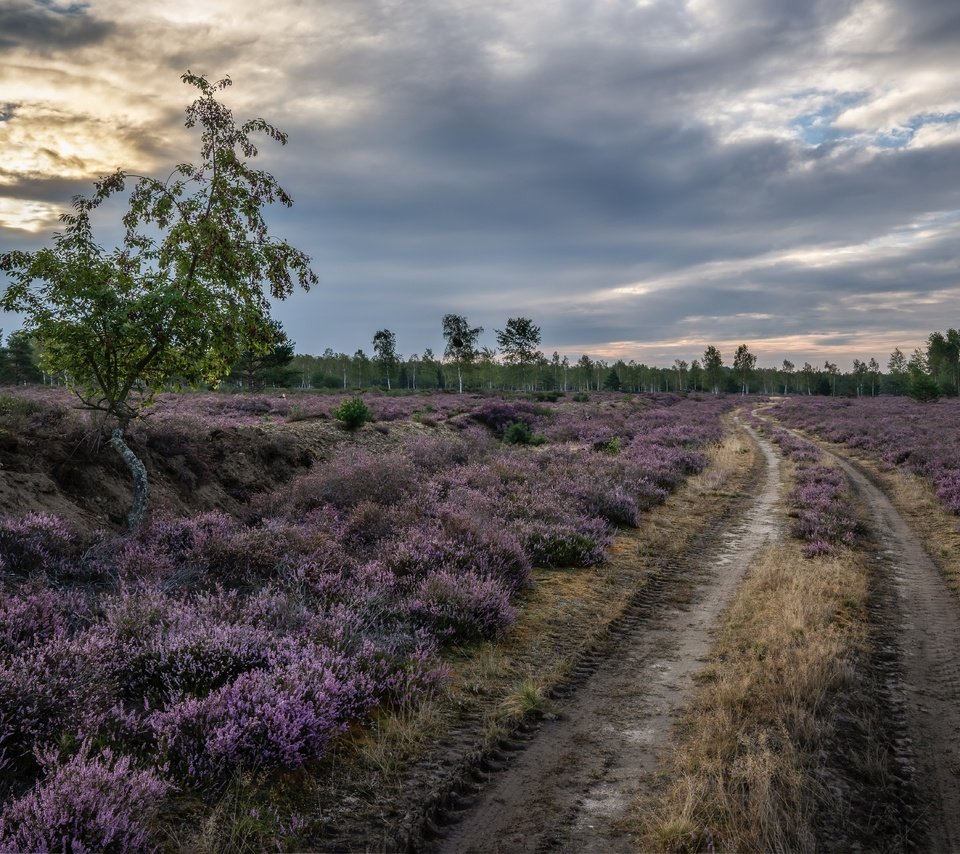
[2,0,959,369]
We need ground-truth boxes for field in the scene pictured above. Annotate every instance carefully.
[2,389,960,851]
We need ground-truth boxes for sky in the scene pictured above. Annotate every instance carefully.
[2,0,960,370]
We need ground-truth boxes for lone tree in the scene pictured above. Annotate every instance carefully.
[441,313,483,393]
[733,344,757,394]
[0,72,317,529]
[496,316,542,390]
[372,328,398,390]
[702,345,723,394]
[781,359,794,395]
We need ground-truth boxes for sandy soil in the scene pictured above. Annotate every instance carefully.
[433,420,783,852]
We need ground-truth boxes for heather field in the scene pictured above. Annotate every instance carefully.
[0,390,731,850]
[769,396,960,517]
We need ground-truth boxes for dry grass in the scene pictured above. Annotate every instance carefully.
[633,542,870,853]
[687,428,752,496]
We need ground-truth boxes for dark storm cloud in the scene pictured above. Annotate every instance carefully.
[3,0,960,366]
[0,1,113,51]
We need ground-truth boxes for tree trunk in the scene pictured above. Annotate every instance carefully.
[111,427,148,531]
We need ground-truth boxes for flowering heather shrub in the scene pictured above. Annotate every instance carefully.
[752,416,857,557]
[0,748,169,853]
[0,633,117,781]
[466,399,540,435]
[575,483,641,526]
[520,517,612,567]
[340,499,397,553]
[764,425,822,464]
[112,513,345,589]
[936,471,960,516]
[151,641,419,787]
[403,570,514,641]
[112,619,276,707]
[0,586,88,658]
[283,449,416,512]
[790,464,857,555]
[403,429,490,472]
[0,512,81,578]
[622,441,709,488]
[379,517,531,596]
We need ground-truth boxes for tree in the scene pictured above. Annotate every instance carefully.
[442,313,483,393]
[5,329,43,385]
[702,345,723,394]
[478,346,497,390]
[689,358,702,392]
[229,320,295,389]
[947,329,960,394]
[673,359,688,392]
[781,359,794,395]
[0,72,316,528]
[867,357,881,396]
[550,351,561,390]
[603,367,622,391]
[887,347,908,395]
[852,358,868,397]
[908,348,939,402]
[928,330,960,395]
[496,317,542,389]
[407,352,420,389]
[354,349,369,388]
[576,354,593,391]
[823,361,840,395]
[733,344,756,394]
[372,329,398,390]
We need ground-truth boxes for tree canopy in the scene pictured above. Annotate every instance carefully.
[0,72,317,526]
[442,313,483,393]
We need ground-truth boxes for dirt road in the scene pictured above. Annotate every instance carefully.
[821,448,960,851]
[435,421,783,853]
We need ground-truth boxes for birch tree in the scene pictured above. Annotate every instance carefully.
[0,72,316,528]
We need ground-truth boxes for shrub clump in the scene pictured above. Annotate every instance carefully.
[0,513,81,578]
[0,748,170,854]
[503,420,544,446]
[334,397,372,430]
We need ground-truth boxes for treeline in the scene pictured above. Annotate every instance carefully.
[280,321,960,401]
[6,315,958,401]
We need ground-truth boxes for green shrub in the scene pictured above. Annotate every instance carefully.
[334,398,372,430]
[572,392,590,403]
[503,420,544,446]
[595,436,622,455]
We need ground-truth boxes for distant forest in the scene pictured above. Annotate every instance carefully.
[3,318,957,402]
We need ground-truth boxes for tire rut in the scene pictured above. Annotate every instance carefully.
[431,420,783,853]
[814,445,960,851]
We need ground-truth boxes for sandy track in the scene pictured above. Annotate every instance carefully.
[434,421,782,853]
[821,449,960,851]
